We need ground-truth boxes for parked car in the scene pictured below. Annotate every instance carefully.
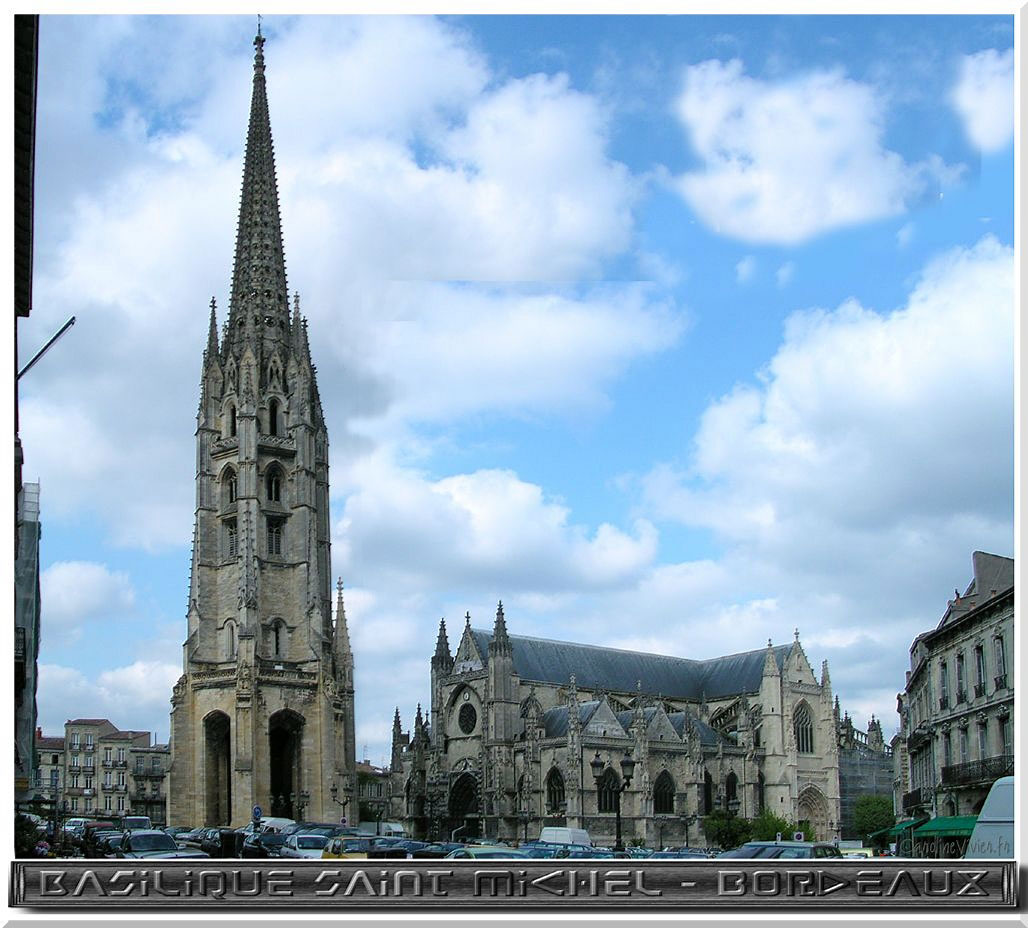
[240,831,288,858]
[163,826,194,840]
[97,833,126,857]
[81,821,119,856]
[177,827,207,847]
[197,827,226,856]
[280,834,330,859]
[444,846,532,859]
[650,847,709,859]
[122,816,152,831]
[322,836,374,859]
[718,841,844,859]
[410,842,468,859]
[118,829,211,859]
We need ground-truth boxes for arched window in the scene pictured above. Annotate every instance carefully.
[267,517,283,555]
[725,770,738,803]
[545,767,565,812]
[703,770,713,814]
[268,398,279,437]
[757,772,765,813]
[794,703,815,754]
[225,621,236,660]
[597,768,619,813]
[229,405,237,438]
[271,620,286,659]
[266,467,282,503]
[653,771,675,814]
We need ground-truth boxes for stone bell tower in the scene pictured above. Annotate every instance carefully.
[168,26,357,827]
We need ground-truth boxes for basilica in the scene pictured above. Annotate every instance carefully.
[389,605,845,847]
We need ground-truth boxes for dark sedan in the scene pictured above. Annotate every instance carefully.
[718,841,844,859]
[240,832,288,858]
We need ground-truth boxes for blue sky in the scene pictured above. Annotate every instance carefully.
[20,13,1014,767]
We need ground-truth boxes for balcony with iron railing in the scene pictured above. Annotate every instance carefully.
[941,754,1014,788]
[902,786,933,814]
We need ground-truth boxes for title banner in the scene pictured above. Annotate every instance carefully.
[11,859,1019,910]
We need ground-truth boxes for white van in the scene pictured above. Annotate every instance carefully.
[539,827,592,847]
[964,776,1014,858]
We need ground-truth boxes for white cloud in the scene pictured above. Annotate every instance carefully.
[23,16,676,553]
[776,261,795,287]
[672,59,957,244]
[648,236,1012,538]
[735,255,756,283]
[36,661,180,741]
[896,222,914,248]
[40,562,136,632]
[633,237,1012,715]
[336,456,658,595]
[950,48,1014,152]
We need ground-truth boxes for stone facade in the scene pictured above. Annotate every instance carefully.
[895,551,1014,823]
[392,606,844,846]
[33,719,169,824]
[15,482,41,803]
[168,28,356,828]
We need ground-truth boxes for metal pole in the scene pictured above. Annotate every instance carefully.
[18,316,76,380]
[614,788,623,852]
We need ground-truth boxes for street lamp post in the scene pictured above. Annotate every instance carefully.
[590,749,636,852]
[329,783,353,825]
[681,813,697,849]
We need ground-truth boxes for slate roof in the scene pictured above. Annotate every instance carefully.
[469,629,788,700]
[936,552,1014,632]
[66,718,113,726]
[540,701,603,738]
[36,736,64,750]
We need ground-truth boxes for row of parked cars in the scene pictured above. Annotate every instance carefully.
[71,814,847,862]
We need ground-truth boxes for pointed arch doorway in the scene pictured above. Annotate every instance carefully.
[203,711,232,825]
[269,709,305,819]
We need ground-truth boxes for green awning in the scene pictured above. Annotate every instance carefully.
[912,815,978,838]
[866,825,893,840]
[887,818,927,837]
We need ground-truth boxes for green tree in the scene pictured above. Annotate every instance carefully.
[853,794,895,847]
[748,809,798,842]
[701,810,751,850]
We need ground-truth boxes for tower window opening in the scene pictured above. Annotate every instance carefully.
[266,469,281,502]
[267,518,283,556]
[268,398,279,436]
[225,519,238,558]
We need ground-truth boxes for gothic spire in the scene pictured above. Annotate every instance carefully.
[333,577,351,656]
[489,600,511,656]
[434,618,451,662]
[206,298,219,358]
[225,25,289,350]
[393,706,402,733]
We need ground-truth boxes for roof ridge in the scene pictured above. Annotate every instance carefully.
[471,627,789,665]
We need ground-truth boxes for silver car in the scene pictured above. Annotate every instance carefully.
[279,834,329,859]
